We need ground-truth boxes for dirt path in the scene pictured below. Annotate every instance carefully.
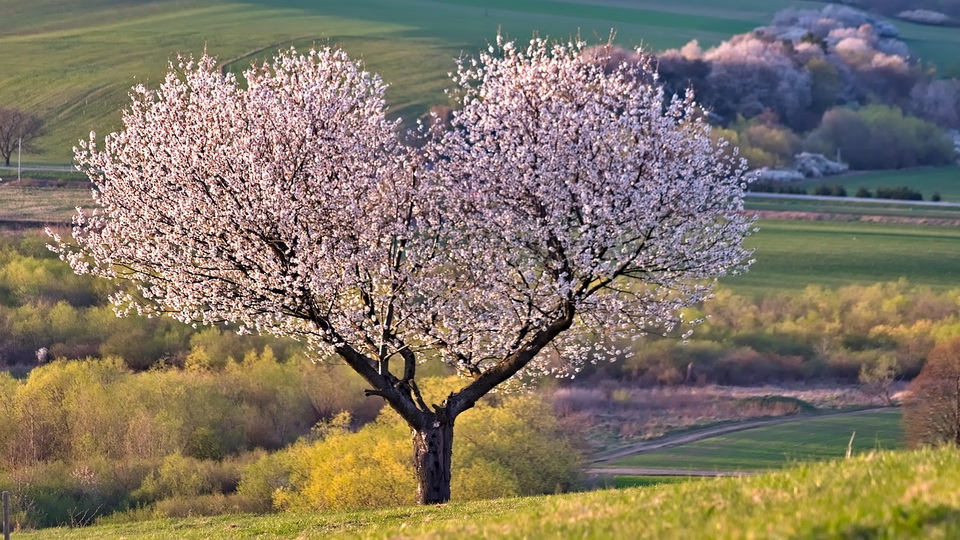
[587,407,893,477]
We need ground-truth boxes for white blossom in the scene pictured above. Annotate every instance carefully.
[54,39,751,429]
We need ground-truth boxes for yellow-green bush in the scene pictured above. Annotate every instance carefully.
[269,380,583,511]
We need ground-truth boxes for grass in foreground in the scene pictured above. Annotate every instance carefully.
[724,219,960,295]
[19,446,960,539]
[609,409,903,471]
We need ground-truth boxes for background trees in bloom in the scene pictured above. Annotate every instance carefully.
[54,38,752,503]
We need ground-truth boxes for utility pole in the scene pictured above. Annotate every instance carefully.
[17,137,21,182]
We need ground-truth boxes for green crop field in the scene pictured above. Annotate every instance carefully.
[4,0,957,164]
[722,219,960,295]
[18,447,960,539]
[606,409,903,472]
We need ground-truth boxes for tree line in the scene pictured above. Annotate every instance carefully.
[653,6,959,171]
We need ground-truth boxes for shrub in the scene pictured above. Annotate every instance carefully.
[736,395,817,414]
[875,186,923,200]
[812,184,847,196]
[749,180,807,194]
[273,382,583,511]
[903,337,960,447]
[235,449,294,513]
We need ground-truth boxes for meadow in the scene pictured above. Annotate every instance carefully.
[6,0,960,164]
[17,446,960,539]
[606,409,903,472]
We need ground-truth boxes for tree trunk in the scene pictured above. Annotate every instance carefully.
[412,415,454,504]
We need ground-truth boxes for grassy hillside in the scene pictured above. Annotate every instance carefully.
[608,409,903,471]
[5,0,946,164]
[18,446,960,539]
[723,219,960,295]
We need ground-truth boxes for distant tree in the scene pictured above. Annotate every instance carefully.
[54,41,752,504]
[805,105,954,169]
[0,107,44,167]
[904,337,960,447]
[910,79,960,130]
[703,34,812,129]
[858,352,898,405]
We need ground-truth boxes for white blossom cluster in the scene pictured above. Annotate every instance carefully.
[429,36,752,379]
[752,168,806,183]
[53,40,751,410]
[793,152,848,178]
[948,130,960,162]
[896,10,953,26]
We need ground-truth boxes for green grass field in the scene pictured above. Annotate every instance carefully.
[722,219,960,295]
[794,166,960,202]
[607,409,903,472]
[18,446,960,539]
[6,0,959,164]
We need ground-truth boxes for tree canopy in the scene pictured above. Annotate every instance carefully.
[53,38,752,503]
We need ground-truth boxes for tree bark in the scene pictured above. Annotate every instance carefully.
[412,412,454,504]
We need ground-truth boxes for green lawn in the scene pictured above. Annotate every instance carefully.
[723,219,960,295]
[607,409,903,472]
[17,446,960,539]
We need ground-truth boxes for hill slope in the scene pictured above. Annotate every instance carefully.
[0,0,915,164]
[18,446,960,539]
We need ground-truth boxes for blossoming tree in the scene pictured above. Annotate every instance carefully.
[53,38,752,504]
